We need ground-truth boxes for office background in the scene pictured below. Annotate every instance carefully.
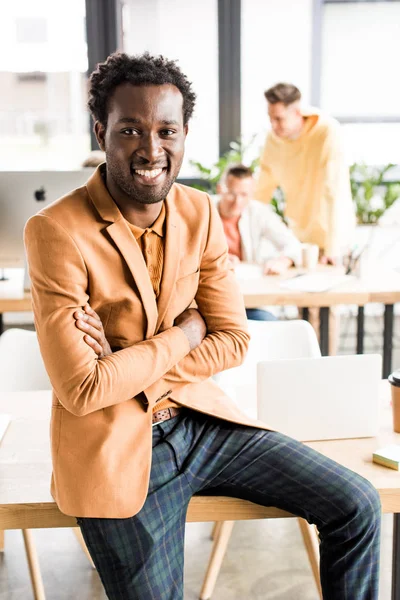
[1,0,399,176]
[1,3,400,599]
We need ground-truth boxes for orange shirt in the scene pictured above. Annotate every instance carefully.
[219,214,242,260]
[126,203,179,413]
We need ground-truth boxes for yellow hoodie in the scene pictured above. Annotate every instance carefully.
[255,109,355,256]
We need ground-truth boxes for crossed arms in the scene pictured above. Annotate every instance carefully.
[24,199,249,417]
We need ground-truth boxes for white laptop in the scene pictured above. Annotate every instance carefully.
[257,354,382,442]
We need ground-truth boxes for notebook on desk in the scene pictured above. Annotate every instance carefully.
[280,273,354,293]
[257,354,381,441]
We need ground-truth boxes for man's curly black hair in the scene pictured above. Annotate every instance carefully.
[88,52,196,129]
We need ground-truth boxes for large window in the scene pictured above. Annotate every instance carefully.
[0,0,90,170]
[241,0,314,158]
[122,0,219,177]
[321,0,400,164]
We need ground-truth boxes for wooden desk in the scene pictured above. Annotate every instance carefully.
[238,265,400,376]
[0,270,31,335]
[1,265,400,376]
[1,387,400,597]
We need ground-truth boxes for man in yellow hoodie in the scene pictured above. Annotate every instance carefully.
[255,83,355,353]
[255,83,355,263]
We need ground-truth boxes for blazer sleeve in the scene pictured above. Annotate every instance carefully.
[24,214,190,417]
[143,196,250,406]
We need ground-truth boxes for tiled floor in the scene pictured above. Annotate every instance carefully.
[0,515,394,599]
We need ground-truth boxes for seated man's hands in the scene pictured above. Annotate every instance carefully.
[174,308,207,351]
[74,304,112,358]
[320,255,337,266]
[263,256,293,275]
[227,253,240,268]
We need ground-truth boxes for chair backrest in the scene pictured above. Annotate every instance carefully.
[0,328,51,391]
[216,320,321,388]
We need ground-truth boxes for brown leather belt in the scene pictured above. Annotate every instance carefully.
[152,406,181,426]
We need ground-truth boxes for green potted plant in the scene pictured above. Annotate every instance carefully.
[189,136,288,223]
[189,136,260,193]
[350,163,400,225]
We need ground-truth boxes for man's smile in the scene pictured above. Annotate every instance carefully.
[130,165,168,185]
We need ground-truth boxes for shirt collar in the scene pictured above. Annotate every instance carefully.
[128,202,166,240]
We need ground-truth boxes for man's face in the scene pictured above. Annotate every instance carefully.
[95,83,187,205]
[267,101,301,139]
[219,175,253,218]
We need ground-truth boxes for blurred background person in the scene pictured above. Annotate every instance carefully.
[255,83,355,264]
[216,164,301,321]
[255,83,356,351]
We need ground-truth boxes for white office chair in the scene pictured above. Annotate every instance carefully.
[0,329,93,600]
[201,320,322,600]
[0,328,51,391]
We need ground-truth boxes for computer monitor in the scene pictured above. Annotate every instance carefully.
[0,170,94,269]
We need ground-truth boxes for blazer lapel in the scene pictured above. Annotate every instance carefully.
[86,167,158,339]
[156,193,181,331]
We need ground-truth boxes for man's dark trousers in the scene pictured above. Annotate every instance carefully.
[77,410,381,600]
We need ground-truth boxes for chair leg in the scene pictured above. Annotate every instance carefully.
[73,527,96,568]
[0,529,4,552]
[297,518,322,599]
[199,521,235,600]
[210,521,222,541]
[22,529,46,600]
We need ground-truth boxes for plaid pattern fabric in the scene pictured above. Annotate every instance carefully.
[77,410,381,600]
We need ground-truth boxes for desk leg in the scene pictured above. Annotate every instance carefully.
[383,304,394,378]
[357,306,365,354]
[22,529,46,600]
[319,307,330,356]
[302,308,309,321]
[0,313,3,335]
[392,514,400,600]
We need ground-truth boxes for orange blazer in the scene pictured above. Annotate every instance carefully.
[24,168,267,518]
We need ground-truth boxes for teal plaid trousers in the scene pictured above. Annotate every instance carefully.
[76,410,381,600]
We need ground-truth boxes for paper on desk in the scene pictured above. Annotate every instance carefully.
[280,273,354,293]
[0,413,11,444]
[234,263,262,280]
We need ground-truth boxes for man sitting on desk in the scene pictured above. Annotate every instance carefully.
[216,164,301,321]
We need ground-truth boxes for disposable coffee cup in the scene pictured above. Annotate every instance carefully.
[301,243,319,270]
[389,369,400,433]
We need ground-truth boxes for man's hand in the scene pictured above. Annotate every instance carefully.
[74,304,112,358]
[227,253,240,268]
[320,255,337,266]
[174,308,207,351]
[263,256,293,275]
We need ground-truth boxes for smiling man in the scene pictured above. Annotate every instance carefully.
[24,53,381,600]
